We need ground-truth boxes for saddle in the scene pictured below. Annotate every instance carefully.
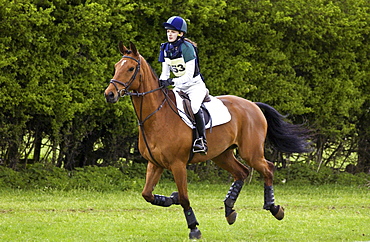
[170,89,231,162]
[176,90,211,125]
[175,90,211,162]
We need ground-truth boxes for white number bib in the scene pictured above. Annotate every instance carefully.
[165,57,186,77]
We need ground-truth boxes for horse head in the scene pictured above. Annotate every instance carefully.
[104,42,142,103]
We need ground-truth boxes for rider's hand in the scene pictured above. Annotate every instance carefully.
[159,78,174,87]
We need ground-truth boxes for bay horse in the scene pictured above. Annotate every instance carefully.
[104,42,310,239]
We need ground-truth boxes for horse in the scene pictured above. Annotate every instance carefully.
[104,42,310,239]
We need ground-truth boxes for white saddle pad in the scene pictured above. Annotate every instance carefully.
[174,91,231,129]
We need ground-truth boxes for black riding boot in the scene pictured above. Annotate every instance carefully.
[193,109,208,154]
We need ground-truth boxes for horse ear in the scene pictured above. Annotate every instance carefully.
[118,41,128,55]
[129,41,139,56]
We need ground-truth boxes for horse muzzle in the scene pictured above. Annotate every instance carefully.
[104,90,119,103]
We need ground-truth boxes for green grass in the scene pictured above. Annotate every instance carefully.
[0,182,369,241]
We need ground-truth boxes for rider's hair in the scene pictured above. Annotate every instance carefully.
[184,38,197,47]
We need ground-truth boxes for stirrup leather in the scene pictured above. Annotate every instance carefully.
[193,138,207,153]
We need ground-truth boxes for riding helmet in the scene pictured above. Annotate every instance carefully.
[163,16,187,33]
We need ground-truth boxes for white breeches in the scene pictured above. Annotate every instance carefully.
[174,81,208,114]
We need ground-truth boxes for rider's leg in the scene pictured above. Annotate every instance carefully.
[193,109,207,154]
[186,85,208,154]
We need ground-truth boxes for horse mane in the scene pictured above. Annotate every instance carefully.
[140,54,159,81]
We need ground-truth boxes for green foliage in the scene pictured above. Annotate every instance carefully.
[68,166,142,191]
[274,163,369,186]
[0,164,367,192]
[188,161,231,183]
[0,0,139,168]
[0,164,142,191]
[0,0,369,172]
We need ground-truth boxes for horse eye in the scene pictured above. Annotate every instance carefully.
[129,67,135,71]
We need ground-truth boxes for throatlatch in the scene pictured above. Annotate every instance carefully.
[224,180,244,225]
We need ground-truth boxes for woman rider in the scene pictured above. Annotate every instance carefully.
[158,16,208,154]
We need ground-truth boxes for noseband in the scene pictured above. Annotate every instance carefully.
[110,55,141,97]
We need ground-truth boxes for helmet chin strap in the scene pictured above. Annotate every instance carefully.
[169,35,184,44]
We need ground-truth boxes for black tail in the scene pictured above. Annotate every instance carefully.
[255,102,311,153]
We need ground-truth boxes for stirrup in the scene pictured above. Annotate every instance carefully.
[193,138,207,154]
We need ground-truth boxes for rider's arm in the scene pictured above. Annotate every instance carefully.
[159,62,170,80]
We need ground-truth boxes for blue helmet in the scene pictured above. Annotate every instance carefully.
[163,16,187,33]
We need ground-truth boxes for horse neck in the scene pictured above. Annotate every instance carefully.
[131,57,166,124]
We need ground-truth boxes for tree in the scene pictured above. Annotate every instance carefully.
[0,0,369,172]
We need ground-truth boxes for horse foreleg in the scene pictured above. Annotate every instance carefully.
[142,162,180,207]
[171,162,201,240]
[142,162,168,205]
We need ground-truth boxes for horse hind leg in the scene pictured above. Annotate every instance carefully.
[264,185,284,220]
[247,156,285,220]
[224,179,244,225]
[213,150,250,225]
[262,160,284,220]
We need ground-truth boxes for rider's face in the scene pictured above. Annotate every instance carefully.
[167,29,182,42]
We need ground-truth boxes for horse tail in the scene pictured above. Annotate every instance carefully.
[255,102,311,153]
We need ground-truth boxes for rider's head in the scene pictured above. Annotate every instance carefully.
[163,16,187,43]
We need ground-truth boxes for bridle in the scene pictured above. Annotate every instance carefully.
[109,55,163,97]
[108,54,170,167]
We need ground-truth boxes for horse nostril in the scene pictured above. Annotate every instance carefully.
[108,91,114,98]
[105,91,118,103]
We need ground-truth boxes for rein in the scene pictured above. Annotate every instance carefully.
[110,55,171,167]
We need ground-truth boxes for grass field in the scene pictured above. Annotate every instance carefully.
[0,182,369,241]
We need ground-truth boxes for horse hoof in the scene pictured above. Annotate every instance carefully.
[270,205,284,220]
[226,210,238,225]
[189,228,202,239]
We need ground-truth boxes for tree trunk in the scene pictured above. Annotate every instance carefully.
[356,102,370,173]
[33,128,42,163]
